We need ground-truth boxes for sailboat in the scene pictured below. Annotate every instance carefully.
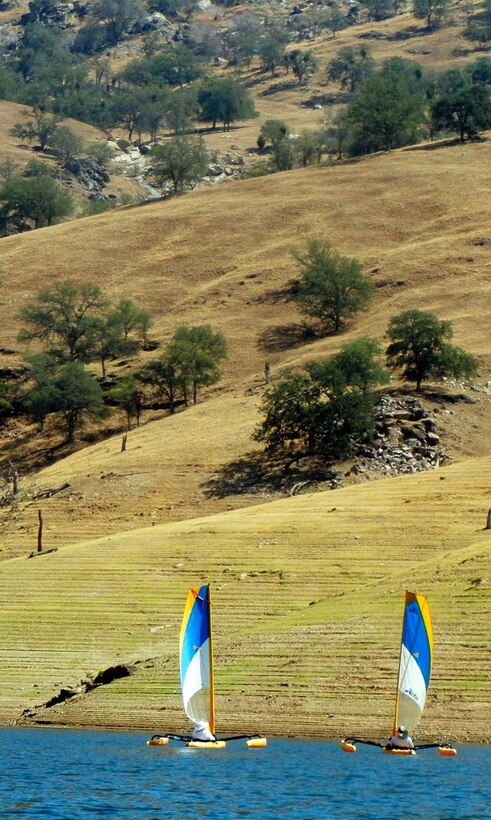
[341,591,457,756]
[147,584,267,749]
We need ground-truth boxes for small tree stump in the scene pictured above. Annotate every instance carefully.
[37,509,43,552]
[8,461,18,496]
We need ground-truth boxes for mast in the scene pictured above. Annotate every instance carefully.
[207,583,216,736]
[392,591,410,735]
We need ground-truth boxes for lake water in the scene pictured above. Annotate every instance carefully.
[0,729,489,819]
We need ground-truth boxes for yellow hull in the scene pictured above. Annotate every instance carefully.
[383,747,416,756]
[247,737,267,748]
[186,740,227,749]
[439,747,458,756]
[146,737,170,746]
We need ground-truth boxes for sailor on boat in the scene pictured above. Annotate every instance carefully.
[386,726,414,750]
[191,720,216,742]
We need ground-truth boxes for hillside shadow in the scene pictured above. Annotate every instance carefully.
[257,322,316,353]
[305,91,349,108]
[203,452,337,498]
[259,80,298,97]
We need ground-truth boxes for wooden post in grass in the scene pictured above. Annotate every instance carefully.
[37,510,43,552]
[265,361,271,385]
[8,461,18,495]
[121,434,127,452]
[486,509,491,530]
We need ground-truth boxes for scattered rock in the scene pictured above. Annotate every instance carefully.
[353,394,448,478]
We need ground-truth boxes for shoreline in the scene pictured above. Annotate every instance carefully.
[5,722,490,745]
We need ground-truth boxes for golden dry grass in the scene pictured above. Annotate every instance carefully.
[0,101,106,166]
[0,455,489,741]
[0,38,489,738]
[0,137,489,561]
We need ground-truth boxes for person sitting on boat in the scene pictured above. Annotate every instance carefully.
[386,725,414,750]
[191,720,216,742]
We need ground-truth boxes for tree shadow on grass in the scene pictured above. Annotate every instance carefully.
[305,91,349,108]
[259,79,298,96]
[257,322,317,353]
[202,451,338,499]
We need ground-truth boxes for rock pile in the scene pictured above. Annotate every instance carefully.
[352,395,448,477]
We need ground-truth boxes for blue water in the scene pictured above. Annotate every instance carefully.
[0,729,489,819]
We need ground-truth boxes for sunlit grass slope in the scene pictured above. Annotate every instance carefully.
[1,137,489,369]
[0,137,490,561]
[0,455,489,741]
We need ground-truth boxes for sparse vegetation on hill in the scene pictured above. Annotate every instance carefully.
[254,337,388,462]
[295,240,375,333]
[0,0,489,735]
[386,310,478,390]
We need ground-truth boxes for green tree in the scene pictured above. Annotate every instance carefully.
[22,357,105,440]
[260,118,290,146]
[0,66,22,101]
[169,324,228,404]
[90,0,146,45]
[49,126,85,167]
[324,8,348,37]
[284,50,319,85]
[255,340,387,461]
[254,371,321,458]
[359,0,396,19]
[93,316,130,378]
[327,46,374,94]
[323,110,353,159]
[110,374,143,428]
[0,174,73,230]
[431,82,491,141]
[258,26,288,76]
[295,240,375,333]
[120,46,204,89]
[10,108,61,152]
[465,56,491,85]
[294,131,324,167]
[146,135,209,194]
[385,309,478,390]
[140,351,185,414]
[54,361,106,442]
[348,58,427,153]
[23,159,54,178]
[19,281,108,362]
[259,119,294,171]
[165,87,199,135]
[110,298,152,343]
[413,0,451,28]
[198,78,258,131]
[21,353,59,430]
[107,90,148,142]
[309,338,389,393]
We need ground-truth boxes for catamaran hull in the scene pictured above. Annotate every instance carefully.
[186,740,227,749]
[383,747,416,755]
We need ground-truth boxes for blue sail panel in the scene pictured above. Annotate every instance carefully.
[179,585,212,728]
[397,592,433,732]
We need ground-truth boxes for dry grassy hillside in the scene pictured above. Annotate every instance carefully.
[0,456,489,741]
[0,100,148,204]
[0,137,490,560]
[1,137,490,363]
[0,85,489,739]
[211,9,486,158]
